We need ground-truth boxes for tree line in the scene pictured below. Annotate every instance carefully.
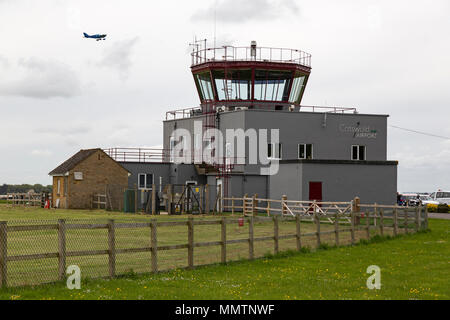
[0,184,52,195]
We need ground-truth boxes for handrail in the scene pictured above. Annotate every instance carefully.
[165,105,357,120]
[104,148,169,163]
[191,46,312,67]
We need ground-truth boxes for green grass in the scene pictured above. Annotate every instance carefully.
[1,204,345,287]
[0,219,448,300]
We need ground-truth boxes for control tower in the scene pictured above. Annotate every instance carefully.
[107,41,398,208]
[191,41,312,112]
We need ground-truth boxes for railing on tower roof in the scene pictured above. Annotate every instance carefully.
[191,46,312,68]
[104,148,168,163]
[165,105,357,121]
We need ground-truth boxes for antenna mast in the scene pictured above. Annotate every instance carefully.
[214,0,217,48]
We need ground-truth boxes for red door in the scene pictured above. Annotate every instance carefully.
[309,182,323,202]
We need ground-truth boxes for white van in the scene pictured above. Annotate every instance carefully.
[422,190,450,206]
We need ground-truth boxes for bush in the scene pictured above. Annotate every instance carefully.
[437,204,449,213]
[427,203,450,213]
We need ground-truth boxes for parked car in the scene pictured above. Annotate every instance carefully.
[422,190,450,206]
[401,193,422,206]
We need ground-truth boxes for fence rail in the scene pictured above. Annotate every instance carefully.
[0,204,428,288]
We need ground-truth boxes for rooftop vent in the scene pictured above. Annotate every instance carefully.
[251,41,257,58]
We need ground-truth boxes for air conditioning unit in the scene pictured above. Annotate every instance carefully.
[216,106,226,113]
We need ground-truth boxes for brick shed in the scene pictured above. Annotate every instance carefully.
[49,148,130,209]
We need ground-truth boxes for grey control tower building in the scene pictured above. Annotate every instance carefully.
[108,41,398,208]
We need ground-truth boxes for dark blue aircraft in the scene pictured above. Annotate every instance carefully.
[83,33,107,41]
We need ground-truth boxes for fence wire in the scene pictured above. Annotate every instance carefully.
[0,207,428,288]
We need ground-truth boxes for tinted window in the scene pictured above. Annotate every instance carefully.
[254,70,292,101]
[212,69,252,100]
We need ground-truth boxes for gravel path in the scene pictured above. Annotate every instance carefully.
[428,213,450,220]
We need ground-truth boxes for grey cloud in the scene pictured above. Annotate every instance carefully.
[0,57,81,99]
[191,0,299,23]
[98,37,139,81]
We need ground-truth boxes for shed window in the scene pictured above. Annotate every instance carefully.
[138,173,154,190]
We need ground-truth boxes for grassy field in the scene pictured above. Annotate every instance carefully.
[0,204,441,300]
[1,204,361,287]
[0,219,447,300]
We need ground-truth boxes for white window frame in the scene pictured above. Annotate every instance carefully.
[351,145,366,161]
[74,172,83,180]
[268,143,282,160]
[57,179,61,195]
[298,143,313,159]
[138,173,154,190]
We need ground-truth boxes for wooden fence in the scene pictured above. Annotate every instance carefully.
[224,195,354,218]
[0,203,428,288]
[6,193,46,207]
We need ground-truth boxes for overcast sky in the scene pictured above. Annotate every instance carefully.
[0,0,449,192]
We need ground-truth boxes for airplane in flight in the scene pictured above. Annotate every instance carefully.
[83,33,107,41]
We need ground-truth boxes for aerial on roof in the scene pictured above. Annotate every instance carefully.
[48,148,101,176]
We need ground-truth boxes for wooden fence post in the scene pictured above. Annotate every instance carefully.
[281,195,287,216]
[188,217,194,269]
[58,219,66,281]
[366,211,371,239]
[151,184,156,215]
[205,184,210,214]
[252,194,257,215]
[218,184,222,213]
[199,185,204,214]
[352,196,360,227]
[243,193,249,215]
[350,210,355,245]
[418,206,422,230]
[249,217,254,260]
[373,203,377,234]
[415,207,419,232]
[134,184,138,213]
[273,216,279,254]
[0,222,7,288]
[315,211,321,247]
[334,212,339,246]
[424,206,429,229]
[380,209,384,236]
[221,217,226,263]
[151,219,158,273]
[404,209,409,234]
[108,219,116,278]
[181,185,186,214]
[231,197,235,216]
[393,208,398,236]
[267,200,271,216]
[168,184,173,215]
[296,214,301,250]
